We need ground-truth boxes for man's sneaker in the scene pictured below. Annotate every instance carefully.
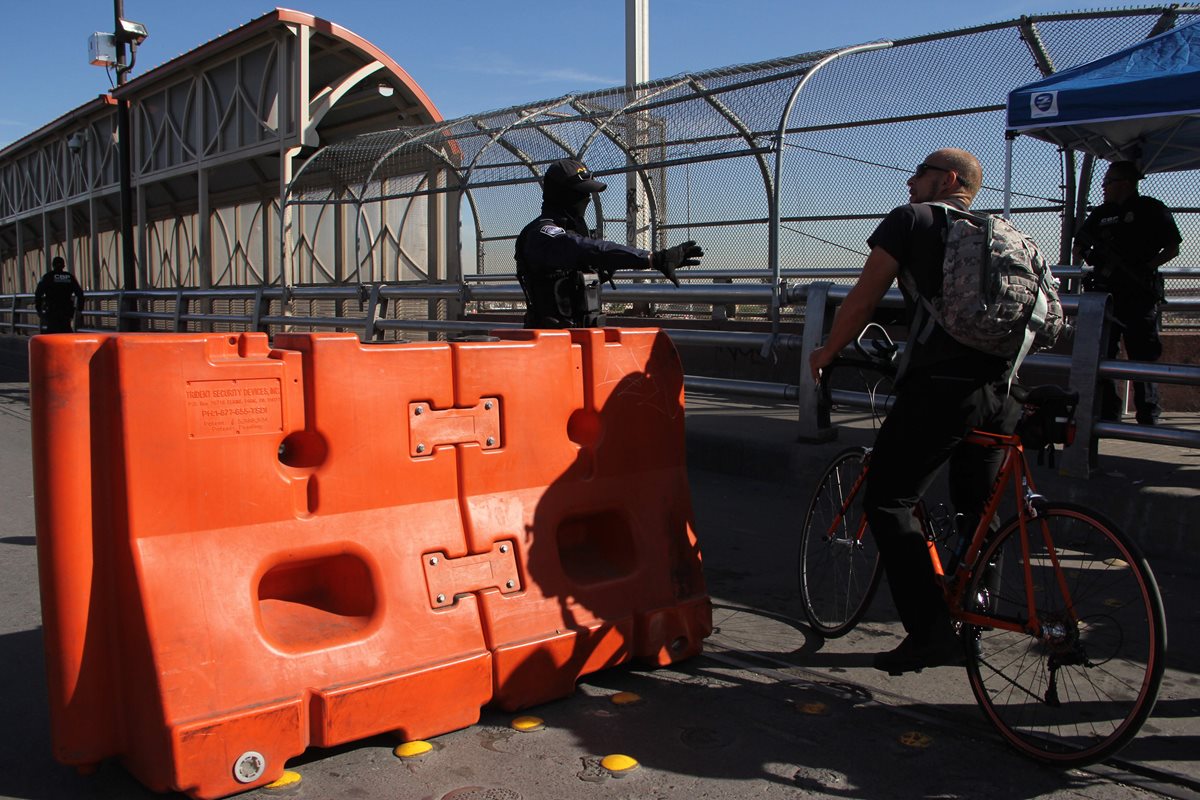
[872,630,967,676]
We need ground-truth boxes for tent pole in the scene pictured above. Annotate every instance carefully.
[1060,150,1077,266]
[1003,136,1013,219]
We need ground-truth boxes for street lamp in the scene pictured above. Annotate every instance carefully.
[111,4,147,329]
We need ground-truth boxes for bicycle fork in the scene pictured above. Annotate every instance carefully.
[1011,474,1092,707]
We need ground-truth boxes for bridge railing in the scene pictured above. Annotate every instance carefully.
[3,271,1198,476]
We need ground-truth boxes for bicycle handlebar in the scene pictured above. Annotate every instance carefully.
[816,325,1081,451]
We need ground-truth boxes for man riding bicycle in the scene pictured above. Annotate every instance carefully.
[808,148,1021,674]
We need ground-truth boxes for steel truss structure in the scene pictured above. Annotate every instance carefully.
[0,9,443,298]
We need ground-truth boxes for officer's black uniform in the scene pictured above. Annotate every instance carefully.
[1077,191,1181,423]
[34,258,85,333]
[516,159,650,329]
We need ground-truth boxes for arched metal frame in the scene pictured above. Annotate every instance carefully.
[285,51,847,287]
[285,7,1200,338]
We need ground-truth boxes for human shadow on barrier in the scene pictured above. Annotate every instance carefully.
[496,329,708,712]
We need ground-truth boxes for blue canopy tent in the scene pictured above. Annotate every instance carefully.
[1004,20,1200,214]
[1007,19,1200,171]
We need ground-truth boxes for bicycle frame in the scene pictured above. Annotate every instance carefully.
[825,434,1079,642]
[943,430,1076,640]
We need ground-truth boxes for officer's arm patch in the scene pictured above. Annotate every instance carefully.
[539,224,566,237]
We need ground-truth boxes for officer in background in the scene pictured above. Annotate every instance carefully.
[516,158,703,328]
[1073,160,1181,425]
[34,256,85,333]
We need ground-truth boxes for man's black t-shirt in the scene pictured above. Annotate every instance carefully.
[867,203,1008,379]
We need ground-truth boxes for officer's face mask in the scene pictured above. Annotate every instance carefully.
[543,183,593,223]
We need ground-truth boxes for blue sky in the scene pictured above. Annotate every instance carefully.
[0,1,1156,149]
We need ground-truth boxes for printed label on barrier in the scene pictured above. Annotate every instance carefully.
[186,378,284,438]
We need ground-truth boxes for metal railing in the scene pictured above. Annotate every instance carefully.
[3,272,1197,476]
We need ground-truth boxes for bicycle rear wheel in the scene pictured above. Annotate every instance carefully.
[798,447,882,638]
[963,503,1166,766]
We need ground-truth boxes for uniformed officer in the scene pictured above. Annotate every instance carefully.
[1073,160,1181,425]
[516,158,703,328]
[34,256,85,333]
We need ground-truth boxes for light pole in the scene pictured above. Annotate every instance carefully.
[112,0,146,330]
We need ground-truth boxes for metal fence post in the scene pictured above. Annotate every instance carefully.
[1061,291,1111,477]
[797,281,836,442]
[252,287,267,334]
[173,289,187,332]
[363,284,383,342]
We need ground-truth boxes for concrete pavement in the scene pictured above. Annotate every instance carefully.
[0,379,1196,799]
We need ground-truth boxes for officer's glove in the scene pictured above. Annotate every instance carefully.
[651,241,704,287]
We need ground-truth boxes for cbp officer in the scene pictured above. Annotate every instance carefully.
[516,158,703,328]
[1073,160,1181,425]
[34,256,85,333]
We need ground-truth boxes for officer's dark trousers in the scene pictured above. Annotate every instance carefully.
[863,370,1019,642]
[1100,304,1161,423]
[42,311,75,334]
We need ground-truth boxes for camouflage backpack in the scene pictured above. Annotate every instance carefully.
[903,203,1066,380]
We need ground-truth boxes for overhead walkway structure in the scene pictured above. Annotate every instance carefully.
[0,9,445,297]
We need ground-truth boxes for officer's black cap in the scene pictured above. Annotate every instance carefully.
[543,159,606,193]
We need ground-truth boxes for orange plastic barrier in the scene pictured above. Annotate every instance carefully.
[31,328,710,799]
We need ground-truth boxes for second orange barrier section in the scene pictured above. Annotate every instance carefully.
[32,328,711,799]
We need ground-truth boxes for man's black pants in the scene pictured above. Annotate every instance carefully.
[863,370,1020,642]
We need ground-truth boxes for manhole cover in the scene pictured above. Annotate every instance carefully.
[441,788,522,800]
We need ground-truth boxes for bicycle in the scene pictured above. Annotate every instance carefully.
[797,325,1167,767]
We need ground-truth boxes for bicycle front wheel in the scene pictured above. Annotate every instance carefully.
[963,503,1166,766]
[798,446,882,638]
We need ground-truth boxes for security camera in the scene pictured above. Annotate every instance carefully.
[115,18,148,46]
[67,132,87,153]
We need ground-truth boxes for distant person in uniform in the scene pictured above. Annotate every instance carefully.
[516,158,703,328]
[34,256,85,333]
[1073,160,1181,425]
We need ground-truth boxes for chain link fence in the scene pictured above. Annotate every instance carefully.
[287,7,1200,330]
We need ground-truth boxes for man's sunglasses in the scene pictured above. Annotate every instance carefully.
[914,162,966,187]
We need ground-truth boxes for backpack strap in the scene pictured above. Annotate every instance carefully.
[894,257,941,383]
[893,203,951,383]
[1006,261,1055,389]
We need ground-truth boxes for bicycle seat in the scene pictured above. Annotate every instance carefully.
[1011,384,1079,408]
[1013,385,1079,451]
